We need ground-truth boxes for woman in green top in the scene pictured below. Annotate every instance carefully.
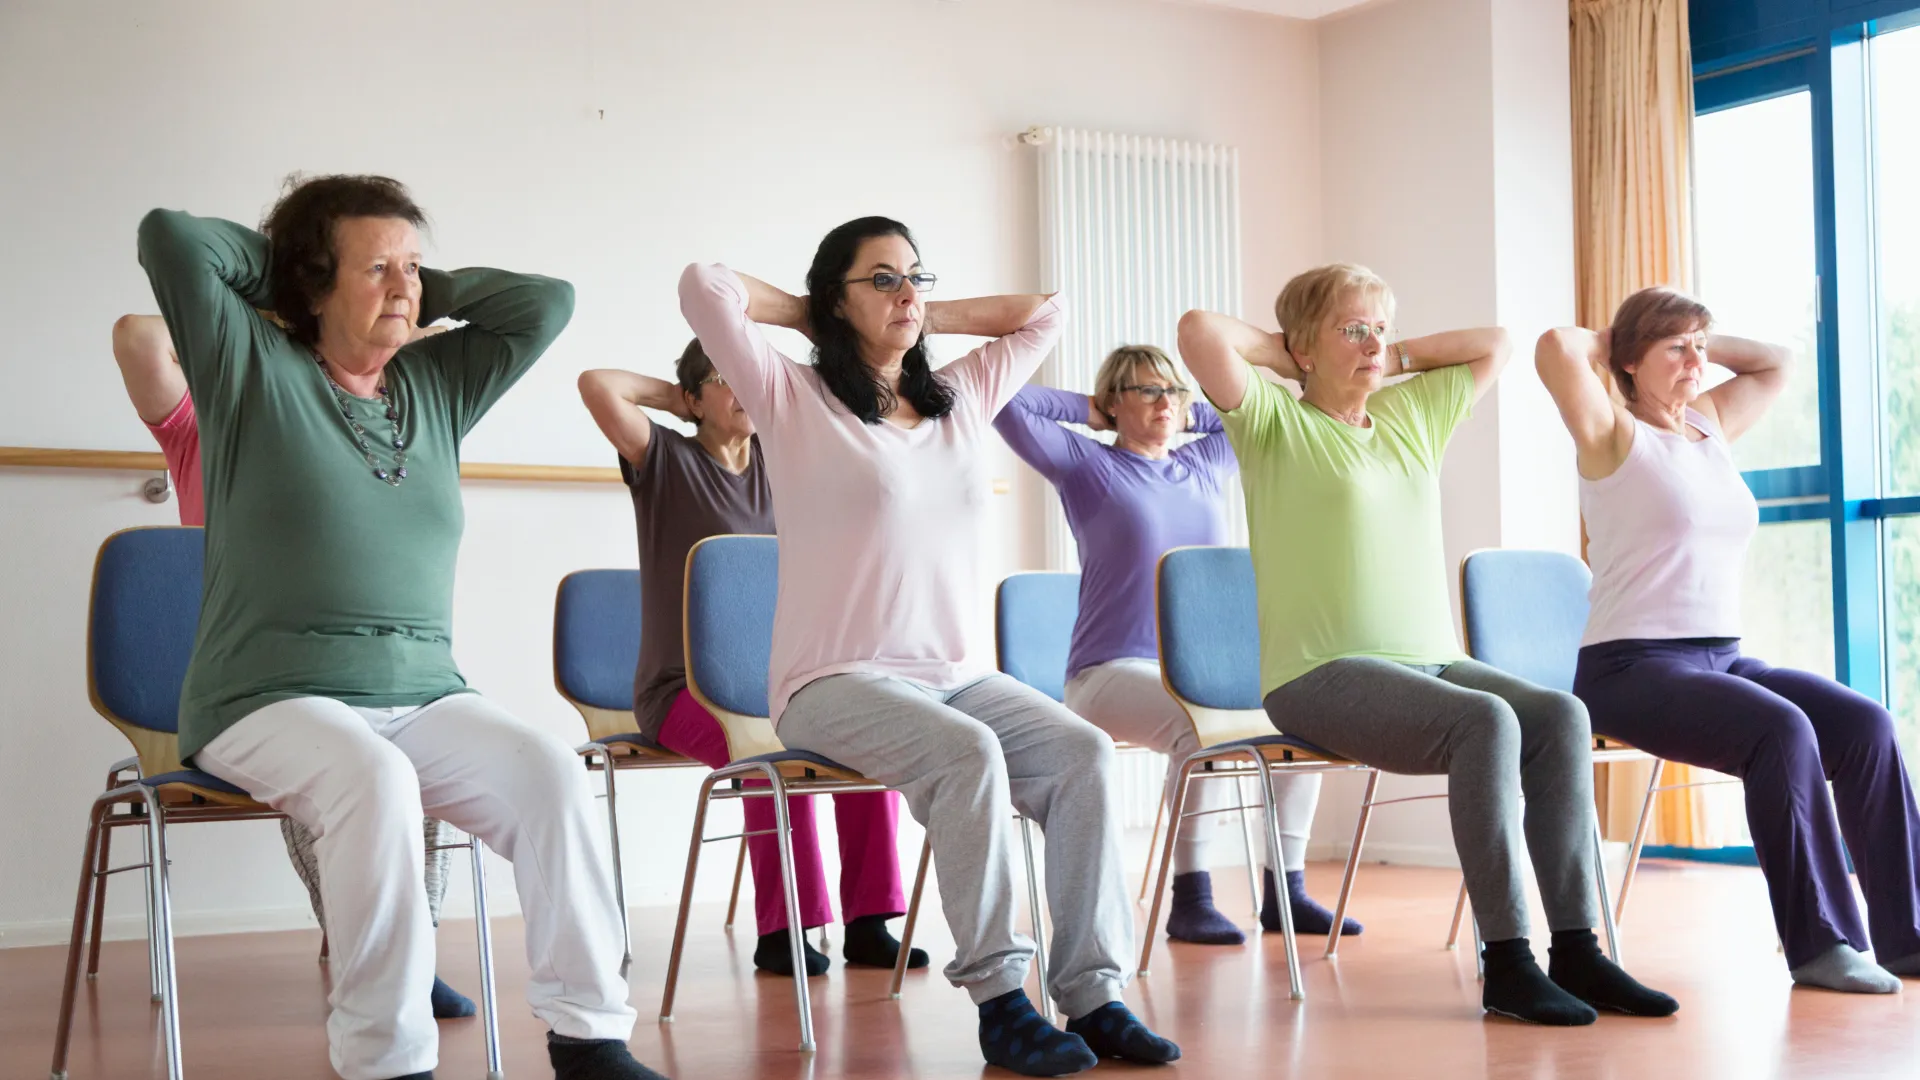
[1176,263,1676,1027]
[138,175,662,1080]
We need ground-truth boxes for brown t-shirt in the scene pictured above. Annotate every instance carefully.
[621,426,774,740]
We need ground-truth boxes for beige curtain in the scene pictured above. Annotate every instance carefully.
[1570,0,1719,845]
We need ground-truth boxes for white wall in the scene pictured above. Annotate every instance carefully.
[1305,0,1578,867]
[0,0,1322,943]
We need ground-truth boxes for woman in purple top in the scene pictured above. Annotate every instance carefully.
[994,345,1352,945]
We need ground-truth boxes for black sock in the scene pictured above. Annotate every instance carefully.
[753,928,828,977]
[548,1035,668,1080]
[1480,938,1598,1026]
[383,1073,433,1080]
[1547,929,1679,1016]
[842,913,930,969]
[977,989,1097,1076]
[1165,871,1245,945]
[1065,1001,1181,1064]
[430,975,475,1019]
[1260,869,1363,935]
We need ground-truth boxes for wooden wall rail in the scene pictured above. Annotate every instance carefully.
[0,446,623,485]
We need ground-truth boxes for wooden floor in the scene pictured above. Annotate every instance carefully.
[5,860,1917,1080]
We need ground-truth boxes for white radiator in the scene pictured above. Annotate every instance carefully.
[1031,127,1246,570]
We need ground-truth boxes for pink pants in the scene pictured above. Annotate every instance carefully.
[656,690,908,936]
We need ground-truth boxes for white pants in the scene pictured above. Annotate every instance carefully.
[1065,658,1321,876]
[198,694,635,1080]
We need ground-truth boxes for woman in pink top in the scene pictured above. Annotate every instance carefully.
[1539,286,1920,994]
[111,313,474,1020]
[679,217,1176,1076]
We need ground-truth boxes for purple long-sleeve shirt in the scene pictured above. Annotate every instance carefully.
[994,385,1239,680]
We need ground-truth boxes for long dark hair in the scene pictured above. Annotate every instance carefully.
[260,173,428,347]
[804,216,955,424]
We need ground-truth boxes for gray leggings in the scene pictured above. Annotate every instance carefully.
[1262,657,1599,941]
[778,672,1131,1018]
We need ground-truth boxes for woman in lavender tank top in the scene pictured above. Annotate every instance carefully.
[993,345,1350,946]
[1539,286,1920,993]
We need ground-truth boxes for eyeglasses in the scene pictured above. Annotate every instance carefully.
[1335,322,1391,345]
[1119,384,1191,404]
[698,374,727,389]
[845,271,938,294]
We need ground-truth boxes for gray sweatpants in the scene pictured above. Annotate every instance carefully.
[778,672,1132,1018]
[1262,657,1599,942]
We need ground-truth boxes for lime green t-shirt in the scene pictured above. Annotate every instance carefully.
[1219,365,1475,696]
[137,209,574,763]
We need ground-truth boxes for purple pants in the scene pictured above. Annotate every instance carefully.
[1574,639,1920,968]
[657,690,907,936]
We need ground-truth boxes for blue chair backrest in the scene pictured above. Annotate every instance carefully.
[554,569,642,711]
[685,535,778,718]
[1460,549,1591,693]
[996,572,1081,702]
[90,527,204,734]
[1157,546,1263,711]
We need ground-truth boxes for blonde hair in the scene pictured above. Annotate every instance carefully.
[1273,263,1396,358]
[1092,344,1187,423]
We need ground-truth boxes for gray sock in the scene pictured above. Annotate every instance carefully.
[1789,944,1900,994]
[1882,950,1920,978]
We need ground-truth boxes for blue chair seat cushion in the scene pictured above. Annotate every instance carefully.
[139,769,251,797]
[596,732,664,750]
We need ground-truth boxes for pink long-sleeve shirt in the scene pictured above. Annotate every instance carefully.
[678,263,1065,721]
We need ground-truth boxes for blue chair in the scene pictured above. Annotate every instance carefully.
[1459,548,1732,946]
[554,569,744,966]
[660,536,1049,1050]
[994,572,1200,897]
[1137,546,1377,998]
[50,527,505,1080]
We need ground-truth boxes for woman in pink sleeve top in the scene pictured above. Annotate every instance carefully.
[679,217,1176,1076]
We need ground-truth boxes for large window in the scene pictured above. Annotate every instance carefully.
[1692,11,1920,784]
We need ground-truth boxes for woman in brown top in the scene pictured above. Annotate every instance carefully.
[579,339,920,978]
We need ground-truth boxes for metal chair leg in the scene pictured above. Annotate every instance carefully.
[1326,769,1380,959]
[1255,758,1304,1001]
[1446,878,1470,949]
[1236,774,1263,919]
[1592,817,1621,964]
[1137,764,1193,976]
[1472,916,1485,980]
[763,767,815,1053]
[1615,758,1664,928]
[660,775,719,1022]
[1137,765,1169,904]
[1018,816,1051,1018]
[580,745,633,968]
[891,836,933,998]
[469,835,505,1080]
[724,836,748,930]
[145,793,182,1080]
[51,790,120,1080]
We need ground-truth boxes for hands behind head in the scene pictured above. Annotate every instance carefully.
[1086,395,1114,433]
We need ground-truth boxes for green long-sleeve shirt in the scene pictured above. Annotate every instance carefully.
[136,209,574,762]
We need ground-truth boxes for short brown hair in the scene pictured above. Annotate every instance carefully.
[1274,263,1395,358]
[674,337,715,394]
[260,174,428,346]
[1608,286,1712,402]
[1092,344,1186,423]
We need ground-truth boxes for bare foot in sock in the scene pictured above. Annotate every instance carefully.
[1165,871,1245,945]
[843,913,930,968]
[1481,938,1598,1026]
[1790,944,1900,993]
[549,1035,668,1080]
[1260,869,1362,936]
[754,928,829,977]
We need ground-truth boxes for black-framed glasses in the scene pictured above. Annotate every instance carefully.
[845,271,938,294]
[1119,384,1191,404]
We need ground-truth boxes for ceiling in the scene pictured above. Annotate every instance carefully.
[1168,0,1378,20]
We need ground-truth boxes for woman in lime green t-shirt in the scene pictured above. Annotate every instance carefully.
[1176,263,1676,1027]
